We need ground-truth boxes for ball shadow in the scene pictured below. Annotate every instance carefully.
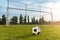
[15,33,36,39]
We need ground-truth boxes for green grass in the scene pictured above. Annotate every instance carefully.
[0,25,60,40]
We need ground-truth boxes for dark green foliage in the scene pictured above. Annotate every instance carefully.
[31,16,35,24]
[10,16,18,24]
[0,14,50,25]
[35,19,38,24]
[39,16,46,24]
[0,18,2,24]
[2,15,6,24]
[28,16,29,23]
[24,15,26,24]
[19,14,23,24]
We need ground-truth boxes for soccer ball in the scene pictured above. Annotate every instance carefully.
[32,26,40,35]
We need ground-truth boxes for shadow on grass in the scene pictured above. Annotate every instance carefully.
[15,33,36,39]
[5,33,41,40]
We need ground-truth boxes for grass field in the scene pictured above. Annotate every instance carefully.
[0,25,60,40]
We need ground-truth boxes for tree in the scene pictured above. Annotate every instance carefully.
[19,14,23,24]
[31,16,35,24]
[2,15,6,24]
[10,16,18,24]
[24,15,26,24]
[0,18,1,21]
[35,19,38,24]
[0,18,2,24]
[28,16,29,23]
[39,16,46,24]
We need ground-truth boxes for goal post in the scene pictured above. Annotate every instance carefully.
[6,0,53,26]
[6,0,9,26]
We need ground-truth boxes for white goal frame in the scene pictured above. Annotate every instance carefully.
[6,0,53,26]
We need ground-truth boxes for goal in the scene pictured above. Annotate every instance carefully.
[6,0,53,26]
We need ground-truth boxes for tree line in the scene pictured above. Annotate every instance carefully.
[0,14,51,25]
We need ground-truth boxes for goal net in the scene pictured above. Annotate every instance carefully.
[6,1,53,26]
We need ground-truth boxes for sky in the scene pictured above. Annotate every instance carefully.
[0,0,60,21]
